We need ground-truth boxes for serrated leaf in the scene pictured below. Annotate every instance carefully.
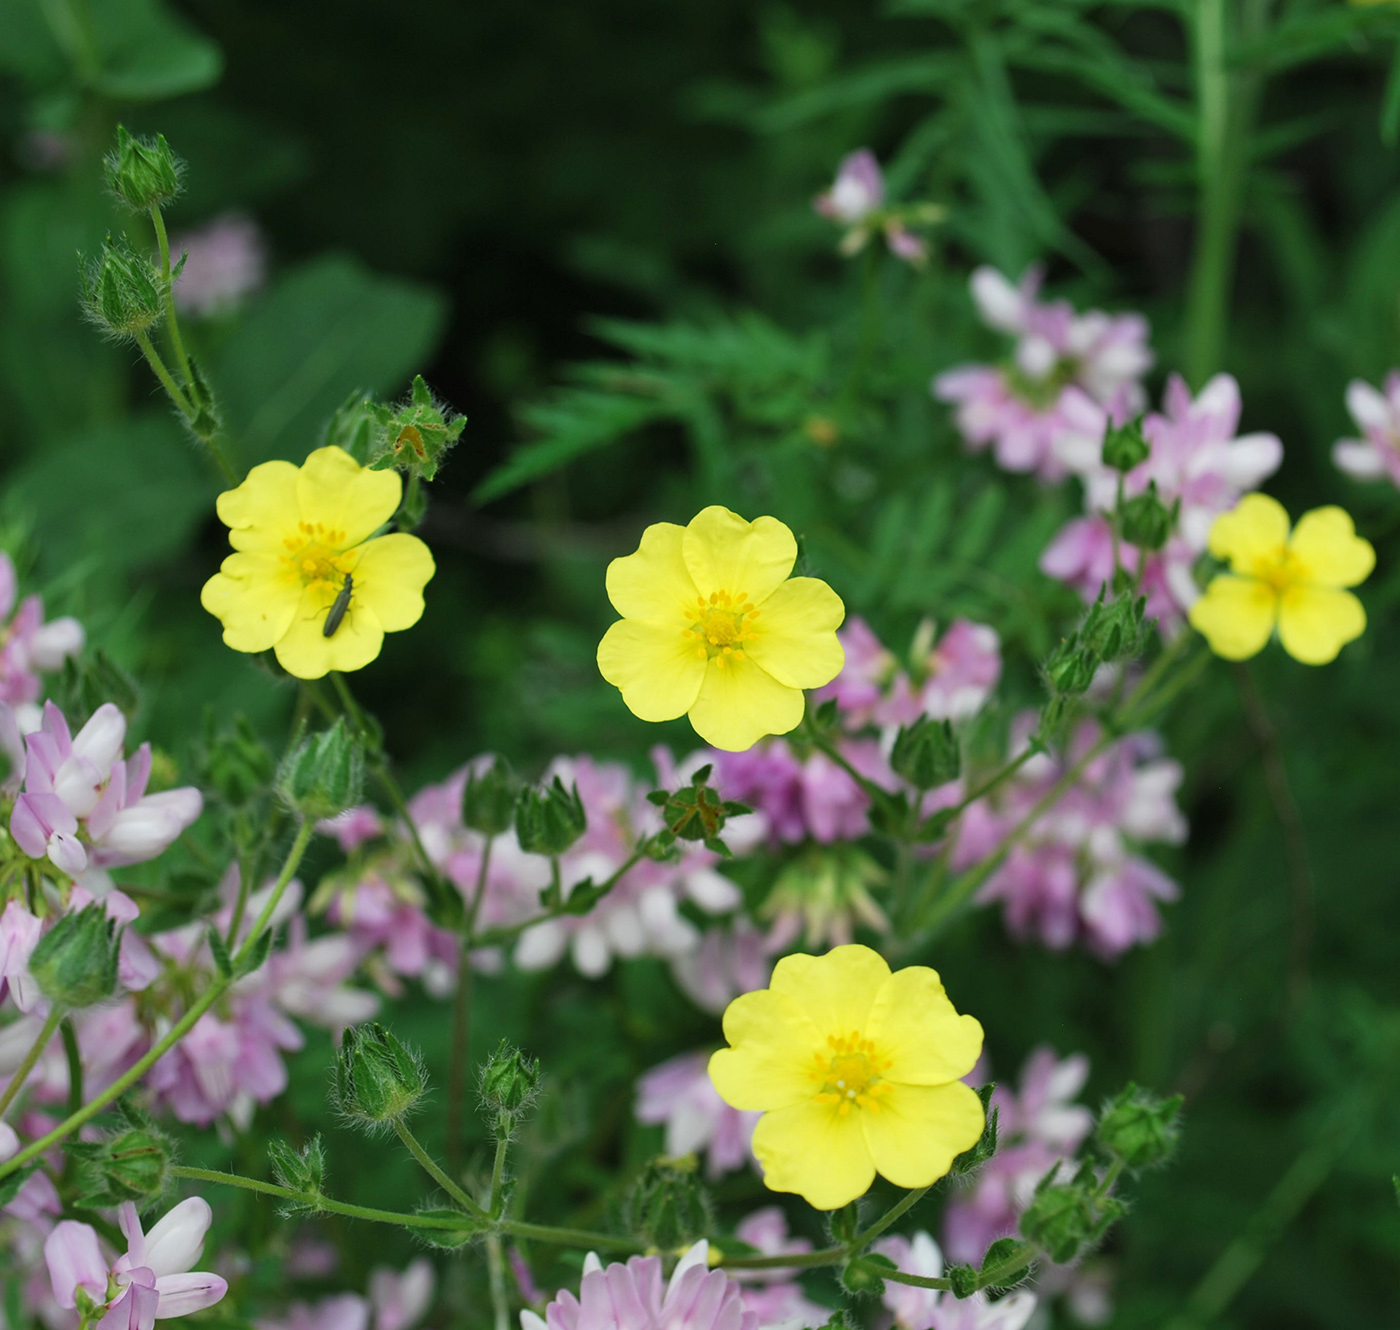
[207,927,232,978]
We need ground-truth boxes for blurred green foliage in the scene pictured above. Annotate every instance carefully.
[3,0,1400,1325]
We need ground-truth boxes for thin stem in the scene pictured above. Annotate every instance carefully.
[806,726,887,804]
[942,747,1037,821]
[168,1166,480,1233]
[861,1263,952,1292]
[0,1007,64,1120]
[489,1136,509,1217]
[973,1240,1039,1292]
[851,1185,930,1250]
[0,822,314,1182]
[487,1237,510,1330]
[150,207,195,397]
[497,1220,641,1253]
[449,836,495,1171]
[60,1017,83,1119]
[717,1247,846,1271]
[134,330,196,419]
[392,1119,487,1219]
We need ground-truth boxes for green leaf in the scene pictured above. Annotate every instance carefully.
[209,255,446,468]
[89,0,223,101]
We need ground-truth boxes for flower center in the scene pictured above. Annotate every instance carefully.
[280,522,356,589]
[1246,545,1305,594]
[812,1031,893,1115]
[683,590,760,669]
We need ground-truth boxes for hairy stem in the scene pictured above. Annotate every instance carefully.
[0,1007,65,1121]
[392,1119,487,1219]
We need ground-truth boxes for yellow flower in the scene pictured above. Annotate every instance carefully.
[201,446,435,680]
[597,506,845,752]
[708,944,984,1210]
[1187,494,1374,665]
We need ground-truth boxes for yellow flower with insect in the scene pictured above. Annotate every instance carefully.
[596,506,845,752]
[201,446,435,679]
[1187,494,1374,664]
[708,944,985,1210]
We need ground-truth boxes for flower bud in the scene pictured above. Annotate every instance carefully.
[29,905,120,1009]
[322,391,381,464]
[1095,1082,1183,1170]
[68,1128,171,1208]
[1101,417,1149,472]
[618,1157,712,1253]
[1019,1165,1126,1264]
[462,759,518,837]
[514,777,586,857]
[368,375,466,483]
[1043,637,1096,696]
[80,237,164,339]
[1078,590,1147,665]
[890,715,961,791]
[268,1135,327,1203]
[198,712,275,808]
[276,718,365,821]
[478,1039,541,1117]
[104,126,183,212]
[645,764,749,854]
[1119,481,1177,551]
[334,1023,426,1126]
[839,1254,895,1297]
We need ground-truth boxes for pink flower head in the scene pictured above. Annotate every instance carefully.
[1334,373,1400,488]
[669,920,773,1015]
[814,150,884,225]
[257,1295,371,1330]
[970,716,1185,960]
[1043,374,1283,627]
[369,1259,435,1330]
[0,553,84,707]
[318,805,386,854]
[522,1242,760,1330]
[934,267,1152,481]
[170,213,267,316]
[994,1047,1093,1154]
[731,1209,828,1328]
[874,1232,1036,1330]
[0,899,43,1011]
[636,1050,758,1179]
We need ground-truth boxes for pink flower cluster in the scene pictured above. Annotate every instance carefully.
[635,1050,759,1180]
[934,267,1152,480]
[0,553,83,717]
[170,213,267,316]
[965,716,1186,960]
[4,700,203,880]
[728,1209,828,1328]
[1041,373,1283,629]
[255,1259,435,1330]
[1334,373,1400,488]
[873,1231,1035,1330]
[44,1197,227,1330]
[814,149,928,265]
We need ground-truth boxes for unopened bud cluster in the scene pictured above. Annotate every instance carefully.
[890,715,961,791]
[515,776,587,856]
[1119,480,1179,551]
[68,1127,171,1208]
[463,759,517,836]
[478,1038,541,1139]
[276,718,365,821]
[1101,416,1150,472]
[1095,1082,1182,1170]
[1019,1159,1127,1264]
[334,1023,426,1127]
[1044,589,1148,699]
[618,1157,712,1252]
[104,126,184,212]
[29,905,120,1008]
[80,237,165,339]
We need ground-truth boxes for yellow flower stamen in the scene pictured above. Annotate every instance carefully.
[811,1031,894,1115]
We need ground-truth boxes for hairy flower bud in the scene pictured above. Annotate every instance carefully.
[1020,1164,1126,1264]
[268,1135,327,1204]
[1101,416,1150,472]
[645,764,749,855]
[514,777,586,856]
[104,126,183,212]
[462,759,518,837]
[276,718,365,821]
[29,906,120,1009]
[618,1157,712,1253]
[335,1023,426,1126]
[1095,1082,1183,1170]
[199,713,275,808]
[1120,481,1177,551]
[1043,637,1096,696]
[68,1128,171,1208]
[479,1039,541,1116]
[890,715,961,790]
[1079,590,1147,664]
[368,375,467,483]
[80,237,164,339]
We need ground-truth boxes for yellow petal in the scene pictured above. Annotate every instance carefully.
[200,553,302,652]
[866,966,983,1086]
[709,988,823,1111]
[215,460,301,554]
[685,652,803,752]
[605,522,698,627]
[295,447,402,547]
[1207,493,1290,574]
[273,585,385,680]
[1287,507,1375,589]
[1276,585,1366,665]
[682,507,796,604]
[1187,575,1277,660]
[597,620,707,722]
[349,533,435,632]
[745,577,846,689]
[861,1081,985,1190]
[768,945,891,1039]
[750,1099,875,1210]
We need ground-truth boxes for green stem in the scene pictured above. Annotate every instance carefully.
[134,330,196,419]
[489,1135,509,1217]
[861,1262,952,1292]
[392,1119,487,1219]
[150,207,195,396]
[487,1236,510,1330]
[168,1165,481,1232]
[806,726,888,805]
[973,1240,1039,1292]
[60,1017,83,1119]
[496,1220,640,1253]
[0,823,313,1182]
[851,1184,930,1250]
[0,1007,64,1121]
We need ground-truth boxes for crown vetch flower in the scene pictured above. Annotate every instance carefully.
[1334,373,1400,489]
[597,507,845,752]
[1187,495,1374,664]
[201,446,435,680]
[708,944,984,1210]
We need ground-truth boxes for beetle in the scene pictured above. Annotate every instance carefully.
[323,573,353,638]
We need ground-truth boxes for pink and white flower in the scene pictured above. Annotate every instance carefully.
[0,553,83,711]
[636,1050,758,1179]
[1334,373,1400,488]
[170,213,266,316]
[814,150,928,266]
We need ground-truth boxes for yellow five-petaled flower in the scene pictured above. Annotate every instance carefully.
[201,446,435,680]
[1187,494,1374,665]
[597,506,845,752]
[708,944,985,1210]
